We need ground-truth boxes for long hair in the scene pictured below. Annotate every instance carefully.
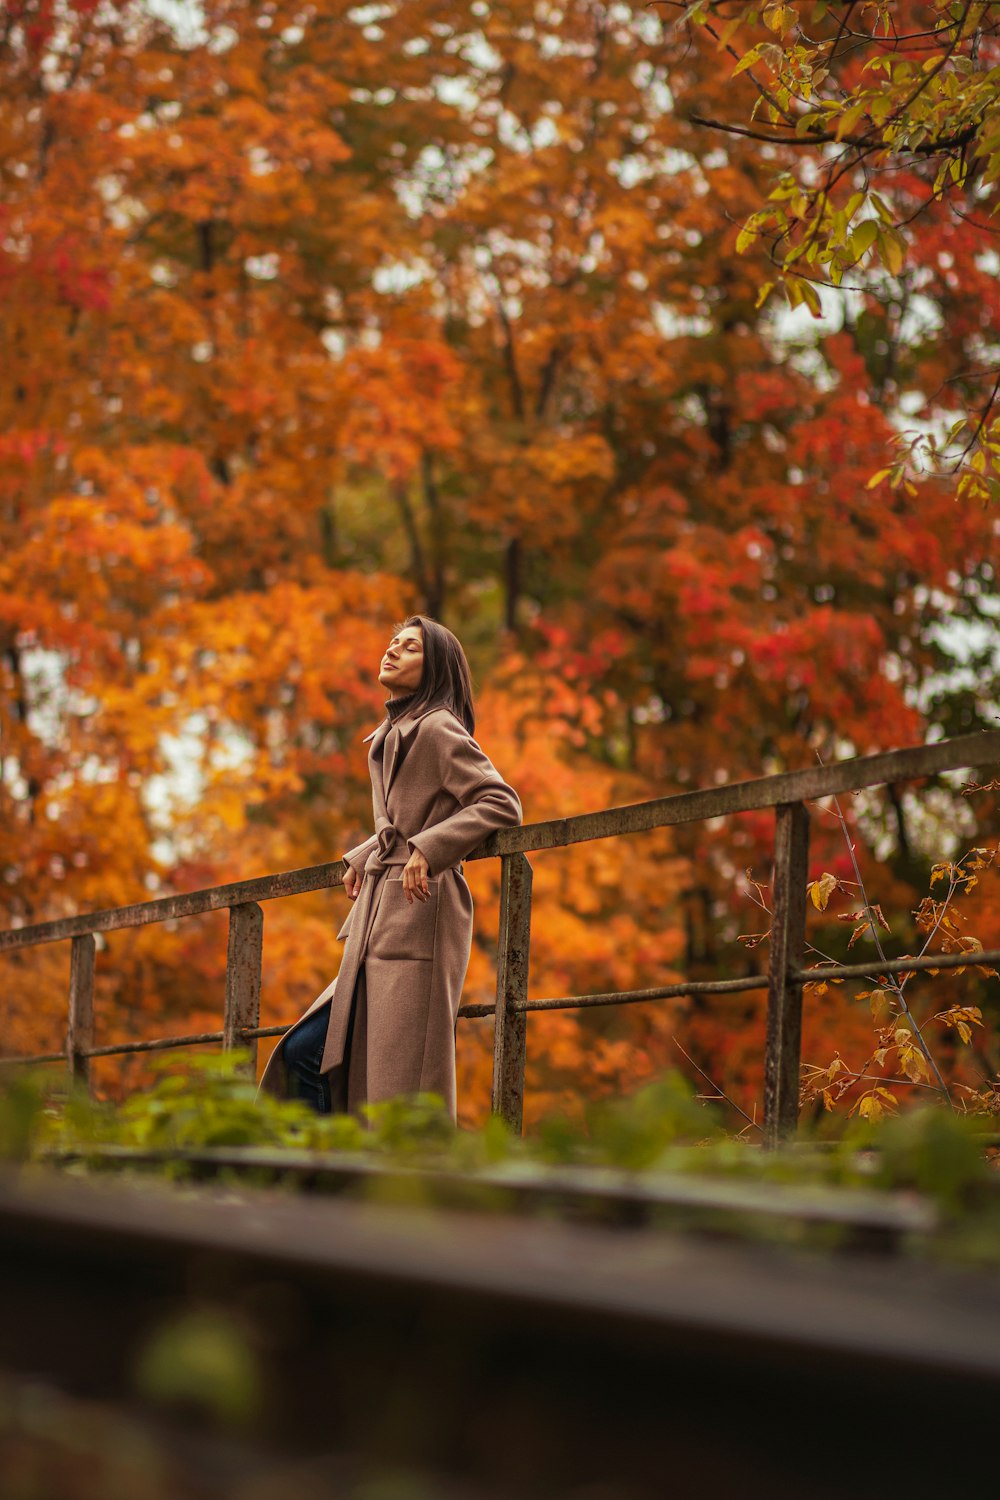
[399,614,475,734]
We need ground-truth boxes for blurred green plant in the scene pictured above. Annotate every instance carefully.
[2,1053,998,1262]
[35,1051,372,1157]
[4,1051,734,1171]
[865,1106,992,1214]
[536,1073,725,1170]
[0,1071,47,1163]
[133,1306,263,1431]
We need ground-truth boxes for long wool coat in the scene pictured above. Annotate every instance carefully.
[259,701,522,1119]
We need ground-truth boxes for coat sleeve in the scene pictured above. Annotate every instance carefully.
[406,718,522,876]
[343,832,379,878]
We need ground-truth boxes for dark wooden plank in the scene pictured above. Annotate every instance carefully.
[764,802,810,1149]
[3,1170,1000,1495]
[2,1169,999,1379]
[66,934,95,1092]
[491,853,532,1133]
[40,1146,939,1241]
[223,903,263,1076]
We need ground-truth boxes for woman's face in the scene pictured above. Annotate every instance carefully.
[379,624,424,697]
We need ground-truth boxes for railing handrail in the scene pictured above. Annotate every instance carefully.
[2,731,996,954]
[474,731,1000,857]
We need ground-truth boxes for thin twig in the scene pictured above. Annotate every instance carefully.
[672,1037,762,1132]
[955,367,1000,469]
[806,1064,943,1097]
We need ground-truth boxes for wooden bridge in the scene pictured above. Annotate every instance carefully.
[2,731,999,1140]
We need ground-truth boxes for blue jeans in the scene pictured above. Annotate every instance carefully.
[283,970,363,1115]
[283,1000,334,1114]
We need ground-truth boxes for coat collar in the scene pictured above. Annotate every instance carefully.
[363,701,459,797]
[361,700,449,745]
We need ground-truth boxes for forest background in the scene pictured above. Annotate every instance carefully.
[1,0,998,1130]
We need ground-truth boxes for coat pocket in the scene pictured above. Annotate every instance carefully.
[368,877,439,961]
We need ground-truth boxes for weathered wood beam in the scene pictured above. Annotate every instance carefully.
[764,803,810,1149]
[223,903,263,1077]
[492,853,532,1134]
[66,933,95,1092]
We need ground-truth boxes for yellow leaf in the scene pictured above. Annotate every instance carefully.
[733,44,763,77]
[878,225,905,276]
[808,871,838,910]
[798,277,822,316]
[836,101,868,140]
[869,988,891,1024]
[900,1045,928,1080]
[763,3,796,35]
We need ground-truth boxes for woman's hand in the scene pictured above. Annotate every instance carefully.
[343,863,362,901]
[402,848,431,903]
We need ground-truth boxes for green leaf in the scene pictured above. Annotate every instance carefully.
[847,218,879,261]
[870,192,894,225]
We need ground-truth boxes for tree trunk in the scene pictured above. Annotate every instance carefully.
[504,536,522,631]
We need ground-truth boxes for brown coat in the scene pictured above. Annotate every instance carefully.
[259,701,522,1118]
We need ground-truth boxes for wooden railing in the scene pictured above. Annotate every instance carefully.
[2,732,999,1144]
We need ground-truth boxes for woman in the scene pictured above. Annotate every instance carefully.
[260,615,522,1121]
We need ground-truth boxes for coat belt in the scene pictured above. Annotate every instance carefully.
[364,821,463,876]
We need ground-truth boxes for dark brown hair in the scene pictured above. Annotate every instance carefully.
[399,614,475,734]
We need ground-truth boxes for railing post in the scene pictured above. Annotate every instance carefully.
[492,852,532,1134]
[67,933,96,1093]
[764,801,810,1148]
[224,903,263,1077]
